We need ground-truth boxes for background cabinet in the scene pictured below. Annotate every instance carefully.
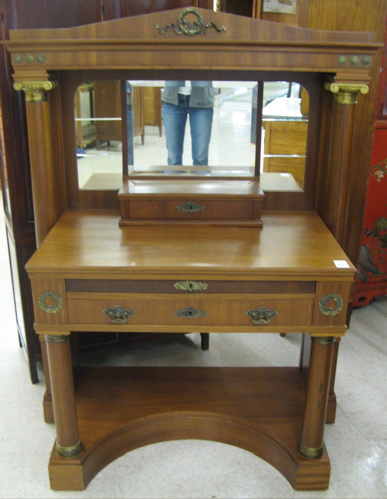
[354,18,387,306]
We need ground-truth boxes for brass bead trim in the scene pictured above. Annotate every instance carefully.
[337,56,372,67]
[312,336,335,346]
[12,53,46,64]
[298,441,324,459]
[13,80,57,102]
[45,334,69,344]
[337,56,347,66]
[56,440,82,458]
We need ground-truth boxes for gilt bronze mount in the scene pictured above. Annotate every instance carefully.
[154,8,226,36]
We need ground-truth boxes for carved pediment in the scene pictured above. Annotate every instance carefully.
[6,7,381,81]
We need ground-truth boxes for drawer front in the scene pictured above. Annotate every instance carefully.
[126,199,256,221]
[67,294,313,327]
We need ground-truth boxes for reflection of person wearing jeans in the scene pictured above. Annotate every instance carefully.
[162,81,214,166]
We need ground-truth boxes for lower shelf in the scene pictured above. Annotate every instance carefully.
[48,366,330,491]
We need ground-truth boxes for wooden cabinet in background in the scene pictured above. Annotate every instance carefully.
[94,81,123,148]
[75,83,95,149]
[143,87,163,136]
[132,86,144,145]
[263,120,308,189]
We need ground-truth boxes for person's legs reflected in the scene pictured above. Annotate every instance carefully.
[162,95,189,165]
[189,106,214,166]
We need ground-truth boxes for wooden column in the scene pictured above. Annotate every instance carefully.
[13,80,61,246]
[45,334,82,458]
[298,336,335,458]
[320,83,369,248]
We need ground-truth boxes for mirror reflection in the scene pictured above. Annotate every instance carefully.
[75,80,308,191]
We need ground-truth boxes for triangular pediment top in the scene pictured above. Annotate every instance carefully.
[9,7,376,47]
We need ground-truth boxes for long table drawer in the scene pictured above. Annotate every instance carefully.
[67,294,314,327]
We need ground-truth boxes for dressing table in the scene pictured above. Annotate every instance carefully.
[6,8,380,491]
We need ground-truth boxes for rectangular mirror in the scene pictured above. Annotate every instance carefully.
[75,80,308,192]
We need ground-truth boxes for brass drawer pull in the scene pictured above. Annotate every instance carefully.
[246,306,278,325]
[174,280,208,292]
[103,305,135,324]
[174,307,207,319]
[176,201,206,213]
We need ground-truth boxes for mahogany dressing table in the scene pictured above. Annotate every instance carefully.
[5,8,380,491]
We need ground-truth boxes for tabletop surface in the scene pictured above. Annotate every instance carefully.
[26,210,356,279]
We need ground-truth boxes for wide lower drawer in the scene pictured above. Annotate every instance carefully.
[67,294,314,327]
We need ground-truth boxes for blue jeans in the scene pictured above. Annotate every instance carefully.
[162,94,214,166]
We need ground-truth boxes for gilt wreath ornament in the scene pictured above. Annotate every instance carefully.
[318,293,344,316]
[154,8,226,36]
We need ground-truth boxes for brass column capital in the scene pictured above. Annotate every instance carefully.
[325,83,369,105]
[13,80,57,102]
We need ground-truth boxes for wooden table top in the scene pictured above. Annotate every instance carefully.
[26,210,355,280]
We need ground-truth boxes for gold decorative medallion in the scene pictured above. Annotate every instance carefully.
[37,290,62,314]
[318,293,344,316]
[154,8,226,36]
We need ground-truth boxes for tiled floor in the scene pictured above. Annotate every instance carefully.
[0,87,386,498]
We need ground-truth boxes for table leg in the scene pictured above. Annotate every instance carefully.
[298,336,335,458]
[45,334,82,458]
